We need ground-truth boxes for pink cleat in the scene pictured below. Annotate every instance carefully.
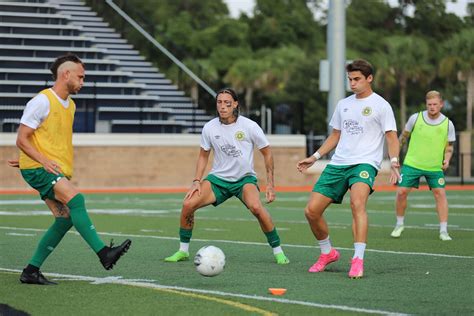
[308,248,340,273]
[348,257,364,279]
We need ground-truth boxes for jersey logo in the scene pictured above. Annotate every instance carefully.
[359,171,369,179]
[235,131,245,141]
[362,106,372,116]
[220,144,242,157]
[343,119,363,135]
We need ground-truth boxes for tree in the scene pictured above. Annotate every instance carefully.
[375,35,432,127]
[439,29,474,131]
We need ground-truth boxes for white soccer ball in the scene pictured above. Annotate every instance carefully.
[194,245,226,277]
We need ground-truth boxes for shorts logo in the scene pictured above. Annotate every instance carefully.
[235,131,245,141]
[438,178,445,185]
[359,171,369,179]
[362,107,372,116]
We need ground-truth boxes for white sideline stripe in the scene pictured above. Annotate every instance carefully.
[1,226,472,259]
[6,232,36,237]
[0,268,408,315]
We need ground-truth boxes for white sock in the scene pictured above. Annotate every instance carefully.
[272,246,283,255]
[396,216,405,226]
[440,222,448,233]
[179,242,189,253]
[318,236,332,254]
[353,242,366,259]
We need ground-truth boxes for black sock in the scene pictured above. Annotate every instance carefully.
[24,264,39,274]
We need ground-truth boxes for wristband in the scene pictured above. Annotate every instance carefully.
[390,157,399,164]
[312,151,321,160]
[192,178,201,183]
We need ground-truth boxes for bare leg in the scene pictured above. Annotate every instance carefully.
[304,192,333,241]
[432,188,448,223]
[180,180,216,230]
[241,183,274,232]
[395,187,412,217]
[349,183,370,243]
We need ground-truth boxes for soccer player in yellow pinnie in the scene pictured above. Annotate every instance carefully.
[10,54,131,285]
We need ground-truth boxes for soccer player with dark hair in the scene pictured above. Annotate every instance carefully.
[164,88,289,265]
[11,54,131,285]
[297,59,400,278]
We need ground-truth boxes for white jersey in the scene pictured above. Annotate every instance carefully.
[405,111,456,142]
[329,92,397,170]
[20,88,71,129]
[201,116,270,181]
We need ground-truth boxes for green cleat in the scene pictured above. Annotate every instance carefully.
[390,225,404,238]
[439,232,452,241]
[275,252,290,265]
[164,250,189,262]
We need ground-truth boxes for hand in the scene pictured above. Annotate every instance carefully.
[42,159,62,175]
[296,156,317,173]
[265,186,275,204]
[389,160,401,185]
[184,181,201,200]
[7,159,19,168]
[442,159,450,171]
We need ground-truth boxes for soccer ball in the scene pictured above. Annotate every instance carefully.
[194,245,225,277]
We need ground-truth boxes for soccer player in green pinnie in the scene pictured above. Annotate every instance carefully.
[391,90,456,241]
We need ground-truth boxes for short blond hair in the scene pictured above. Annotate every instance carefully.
[426,90,442,100]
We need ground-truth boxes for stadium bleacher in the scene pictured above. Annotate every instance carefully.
[0,0,213,133]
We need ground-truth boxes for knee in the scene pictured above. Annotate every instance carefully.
[182,200,197,213]
[248,203,264,218]
[350,199,366,214]
[396,190,409,201]
[304,206,319,221]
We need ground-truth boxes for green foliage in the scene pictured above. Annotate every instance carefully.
[86,0,472,134]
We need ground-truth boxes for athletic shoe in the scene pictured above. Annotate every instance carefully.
[348,257,364,279]
[274,252,290,264]
[99,239,132,270]
[390,225,405,238]
[20,269,57,285]
[308,248,340,272]
[439,232,452,241]
[164,250,189,262]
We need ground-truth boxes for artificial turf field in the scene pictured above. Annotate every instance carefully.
[0,189,473,315]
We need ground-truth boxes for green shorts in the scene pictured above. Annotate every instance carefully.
[205,174,259,207]
[21,168,66,201]
[313,164,378,204]
[398,164,445,189]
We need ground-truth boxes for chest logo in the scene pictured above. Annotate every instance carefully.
[362,107,372,116]
[235,131,245,141]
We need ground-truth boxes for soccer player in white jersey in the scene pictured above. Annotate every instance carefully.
[297,59,400,278]
[165,88,289,264]
[390,90,456,241]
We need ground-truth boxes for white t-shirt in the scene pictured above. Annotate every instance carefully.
[20,88,71,129]
[404,111,456,142]
[329,92,397,170]
[201,116,270,181]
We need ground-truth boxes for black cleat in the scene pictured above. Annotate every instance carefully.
[20,269,57,285]
[99,239,132,270]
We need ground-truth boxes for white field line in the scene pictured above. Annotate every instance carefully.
[1,226,472,259]
[0,268,409,315]
[0,208,473,231]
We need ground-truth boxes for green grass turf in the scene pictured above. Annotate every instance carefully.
[0,191,473,315]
